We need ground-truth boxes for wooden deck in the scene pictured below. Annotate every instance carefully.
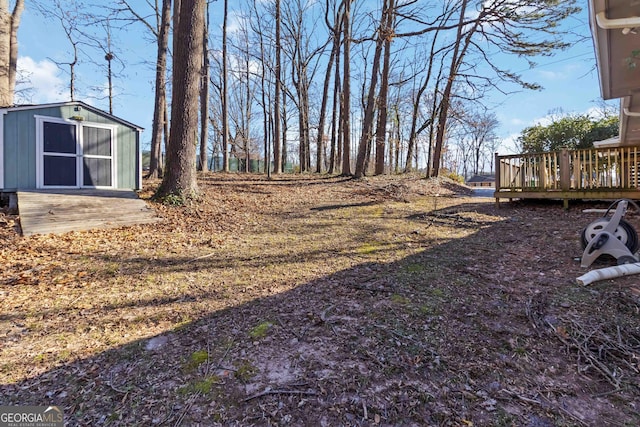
[17,189,161,236]
[495,146,640,208]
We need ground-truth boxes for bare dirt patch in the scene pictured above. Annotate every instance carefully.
[1,173,639,426]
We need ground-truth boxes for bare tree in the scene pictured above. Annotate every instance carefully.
[373,0,395,175]
[155,0,206,200]
[198,2,210,172]
[353,2,387,178]
[228,12,256,173]
[340,0,352,176]
[273,0,282,174]
[114,0,172,178]
[328,20,342,175]
[316,1,342,173]
[281,0,326,173]
[32,1,86,102]
[248,0,274,177]
[152,0,172,178]
[458,111,498,176]
[403,5,453,173]
[78,16,126,114]
[431,0,469,177]
[221,0,230,172]
[0,0,23,106]
[430,0,579,176]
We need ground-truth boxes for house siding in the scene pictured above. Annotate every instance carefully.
[1,103,141,191]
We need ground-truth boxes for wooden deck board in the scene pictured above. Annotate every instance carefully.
[17,189,161,236]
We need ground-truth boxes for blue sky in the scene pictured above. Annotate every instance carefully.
[14,1,611,156]
[481,5,615,152]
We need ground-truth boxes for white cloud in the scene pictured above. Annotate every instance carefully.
[537,69,564,80]
[509,117,527,127]
[16,56,66,104]
[499,133,521,155]
[532,115,554,127]
[536,63,582,81]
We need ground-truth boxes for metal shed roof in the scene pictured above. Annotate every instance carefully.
[1,101,145,131]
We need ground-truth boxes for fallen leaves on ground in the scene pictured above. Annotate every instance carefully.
[1,173,639,426]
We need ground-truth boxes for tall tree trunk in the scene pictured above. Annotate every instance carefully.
[297,71,311,172]
[253,0,270,177]
[403,9,444,174]
[432,0,477,177]
[273,0,282,174]
[0,0,23,106]
[149,0,171,178]
[393,104,400,173]
[106,54,113,113]
[198,2,210,172]
[426,96,441,176]
[244,29,251,173]
[102,20,115,115]
[222,0,230,172]
[68,44,78,101]
[405,77,431,173]
[155,0,205,200]
[163,101,170,164]
[328,34,341,175]
[340,0,352,176]
[315,46,335,173]
[316,7,340,173]
[282,93,288,171]
[354,1,388,178]
[374,0,394,175]
[6,0,21,103]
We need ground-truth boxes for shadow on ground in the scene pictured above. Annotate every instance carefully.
[1,199,639,426]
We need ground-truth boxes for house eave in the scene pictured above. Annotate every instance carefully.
[590,0,640,147]
[589,0,612,100]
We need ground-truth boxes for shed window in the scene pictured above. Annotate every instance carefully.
[44,156,77,186]
[43,122,76,154]
[83,158,112,187]
[83,126,112,157]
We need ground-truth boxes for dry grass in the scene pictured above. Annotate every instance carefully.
[1,173,639,426]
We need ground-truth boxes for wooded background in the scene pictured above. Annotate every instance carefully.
[3,0,619,199]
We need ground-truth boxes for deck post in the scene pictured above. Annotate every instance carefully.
[494,152,501,208]
[8,193,17,214]
[560,148,571,209]
[560,148,570,191]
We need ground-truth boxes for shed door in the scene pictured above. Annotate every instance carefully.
[38,117,115,189]
[82,125,113,187]
[42,122,79,187]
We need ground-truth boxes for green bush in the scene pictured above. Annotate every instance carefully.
[444,171,465,184]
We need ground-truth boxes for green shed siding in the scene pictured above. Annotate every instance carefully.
[116,124,138,189]
[4,108,38,189]
[1,102,141,191]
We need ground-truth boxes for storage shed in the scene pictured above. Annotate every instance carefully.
[0,101,143,192]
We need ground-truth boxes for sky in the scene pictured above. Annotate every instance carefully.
[14,1,614,157]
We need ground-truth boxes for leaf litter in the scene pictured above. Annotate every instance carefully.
[0,173,639,426]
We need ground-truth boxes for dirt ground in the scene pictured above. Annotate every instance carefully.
[1,173,639,426]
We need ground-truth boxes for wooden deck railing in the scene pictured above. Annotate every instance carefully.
[495,146,640,193]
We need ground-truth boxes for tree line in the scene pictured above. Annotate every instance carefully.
[2,0,585,200]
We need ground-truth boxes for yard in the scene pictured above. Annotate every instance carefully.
[1,174,639,426]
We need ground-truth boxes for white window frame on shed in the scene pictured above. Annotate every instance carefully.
[35,115,118,189]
